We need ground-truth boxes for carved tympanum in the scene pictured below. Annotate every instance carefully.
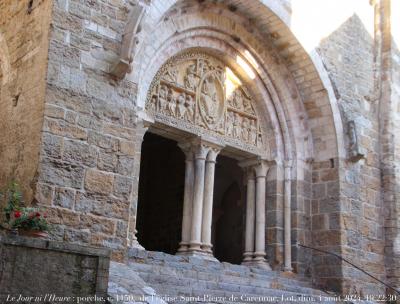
[146,52,264,151]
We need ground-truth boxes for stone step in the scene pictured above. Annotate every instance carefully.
[148,282,338,304]
[126,257,315,290]
[133,270,322,296]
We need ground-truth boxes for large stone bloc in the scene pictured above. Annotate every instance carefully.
[40,158,85,189]
[85,169,114,194]
[0,235,110,302]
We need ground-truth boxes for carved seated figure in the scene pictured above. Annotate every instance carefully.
[159,85,168,115]
[166,88,176,116]
[176,93,186,119]
[184,94,195,122]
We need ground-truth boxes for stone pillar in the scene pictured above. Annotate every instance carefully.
[253,161,270,269]
[188,143,209,252]
[283,160,293,272]
[128,115,153,249]
[201,147,221,254]
[177,144,194,253]
[243,168,256,264]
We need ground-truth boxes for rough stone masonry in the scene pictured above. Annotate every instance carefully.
[0,0,399,298]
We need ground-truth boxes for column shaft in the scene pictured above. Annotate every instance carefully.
[253,162,270,269]
[201,149,219,253]
[243,172,256,263]
[178,149,194,252]
[284,162,293,271]
[254,174,266,261]
[189,145,208,252]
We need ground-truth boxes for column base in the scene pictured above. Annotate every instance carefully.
[178,250,218,262]
[177,242,190,253]
[242,251,253,263]
[200,243,213,254]
[252,259,272,270]
[283,266,293,273]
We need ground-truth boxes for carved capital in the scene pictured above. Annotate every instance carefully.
[178,143,194,161]
[193,144,210,160]
[254,161,269,178]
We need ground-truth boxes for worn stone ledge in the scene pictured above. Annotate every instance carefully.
[0,234,111,258]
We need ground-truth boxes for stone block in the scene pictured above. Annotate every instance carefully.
[80,214,116,235]
[116,156,135,176]
[40,158,85,189]
[85,169,114,194]
[35,183,54,206]
[54,187,76,209]
[42,132,63,159]
[63,139,98,167]
[113,175,133,199]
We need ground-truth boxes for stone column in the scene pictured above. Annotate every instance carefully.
[243,168,256,264]
[283,160,293,272]
[177,144,194,253]
[188,143,209,252]
[201,147,221,254]
[253,161,271,269]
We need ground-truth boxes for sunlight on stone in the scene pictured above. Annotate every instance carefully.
[225,67,242,99]
[236,55,256,80]
[291,0,374,52]
[244,50,259,69]
[393,0,400,47]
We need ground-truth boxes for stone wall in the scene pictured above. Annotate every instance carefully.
[316,13,384,295]
[0,235,110,303]
[0,0,52,202]
[380,0,400,293]
[34,0,138,260]
[1,0,398,297]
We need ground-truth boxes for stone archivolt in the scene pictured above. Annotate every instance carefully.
[146,52,264,154]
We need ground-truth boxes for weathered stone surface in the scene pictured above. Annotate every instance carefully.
[63,138,97,167]
[84,169,114,194]
[40,158,85,189]
[0,235,110,302]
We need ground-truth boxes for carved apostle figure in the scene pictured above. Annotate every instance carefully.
[149,96,157,112]
[249,119,257,144]
[233,113,242,139]
[159,85,168,114]
[176,92,186,119]
[184,63,198,90]
[226,111,234,137]
[242,117,250,141]
[233,90,244,110]
[163,66,178,83]
[184,94,195,122]
[242,97,253,113]
[166,88,176,116]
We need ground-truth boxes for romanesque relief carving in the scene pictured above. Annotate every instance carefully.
[146,52,264,150]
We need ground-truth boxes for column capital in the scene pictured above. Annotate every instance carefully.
[206,146,221,162]
[178,142,194,161]
[189,137,224,160]
[284,159,293,181]
[254,160,271,178]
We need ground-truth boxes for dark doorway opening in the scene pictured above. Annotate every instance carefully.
[136,132,185,254]
[212,155,245,264]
